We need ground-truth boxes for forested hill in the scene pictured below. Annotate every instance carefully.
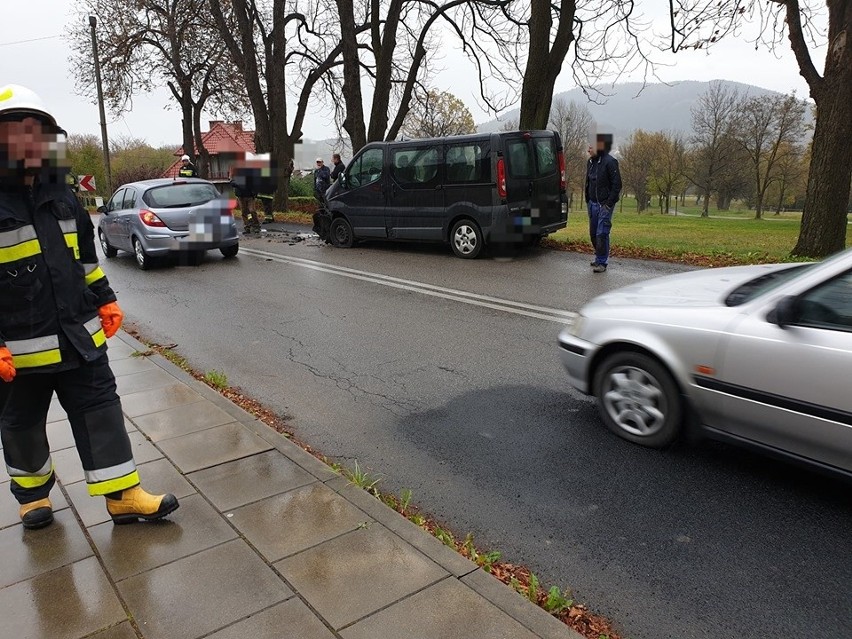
[477,80,807,140]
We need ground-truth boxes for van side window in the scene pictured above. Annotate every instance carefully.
[506,140,533,178]
[392,147,440,187]
[445,144,490,184]
[347,148,383,189]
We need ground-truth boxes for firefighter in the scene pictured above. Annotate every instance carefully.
[0,84,179,530]
[178,154,197,178]
[255,154,278,224]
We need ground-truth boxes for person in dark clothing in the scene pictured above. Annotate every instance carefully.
[585,133,622,273]
[330,153,346,183]
[230,157,261,234]
[178,154,198,178]
[314,158,332,205]
[0,84,178,530]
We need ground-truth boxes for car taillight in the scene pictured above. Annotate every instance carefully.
[139,210,166,227]
[558,150,566,192]
[496,158,507,199]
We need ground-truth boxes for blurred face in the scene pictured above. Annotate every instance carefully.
[587,145,594,158]
[596,139,606,152]
[316,160,323,167]
[0,116,65,173]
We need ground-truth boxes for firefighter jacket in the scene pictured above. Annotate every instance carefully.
[0,179,116,374]
[179,163,198,178]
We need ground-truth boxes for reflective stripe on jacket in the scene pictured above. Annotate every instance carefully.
[0,180,116,373]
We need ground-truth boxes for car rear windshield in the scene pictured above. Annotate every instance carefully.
[144,183,219,209]
[506,137,557,179]
[724,264,814,306]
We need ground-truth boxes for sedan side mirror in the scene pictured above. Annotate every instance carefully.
[769,295,800,328]
[96,205,108,214]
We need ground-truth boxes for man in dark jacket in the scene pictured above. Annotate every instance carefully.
[314,158,332,205]
[330,153,346,183]
[585,134,622,273]
[0,84,178,529]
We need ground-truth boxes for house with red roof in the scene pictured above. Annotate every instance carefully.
[163,120,257,184]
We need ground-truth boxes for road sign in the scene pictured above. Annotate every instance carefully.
[78,175,96,192]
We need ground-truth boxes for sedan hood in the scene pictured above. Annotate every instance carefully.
[586,263,800,309]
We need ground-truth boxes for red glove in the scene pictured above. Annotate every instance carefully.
[98,302,124,339]
[0,347,15,383]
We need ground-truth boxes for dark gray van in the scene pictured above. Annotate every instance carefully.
[322,130,568,258]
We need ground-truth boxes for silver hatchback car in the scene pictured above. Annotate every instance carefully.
[559,249,852,478]
[97,178,239,270]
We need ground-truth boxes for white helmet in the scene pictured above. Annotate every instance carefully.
[0,84,57,127]
[181,154,190,161]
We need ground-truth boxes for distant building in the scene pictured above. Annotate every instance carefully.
[163,121,256,186]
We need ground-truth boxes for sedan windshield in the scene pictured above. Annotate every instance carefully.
[144,183,219,209]
[725,264,814,306]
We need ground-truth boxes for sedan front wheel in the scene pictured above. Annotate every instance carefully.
[593,352,682,448]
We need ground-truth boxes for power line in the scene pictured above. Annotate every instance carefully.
[0,34,62,48]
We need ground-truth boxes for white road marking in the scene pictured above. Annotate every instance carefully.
[240,247,578,324]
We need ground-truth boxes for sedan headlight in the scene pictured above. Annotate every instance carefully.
[563,313,585,337]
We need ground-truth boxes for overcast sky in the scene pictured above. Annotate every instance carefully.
[1,1,826,147]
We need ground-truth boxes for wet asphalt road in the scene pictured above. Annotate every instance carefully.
[98,226,851,639]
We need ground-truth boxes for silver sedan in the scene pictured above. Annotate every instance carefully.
[97,178,239,270]
[559,249,852,477]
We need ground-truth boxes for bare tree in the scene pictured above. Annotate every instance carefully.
[68,0,242,178]
[668,0,852,256]
[649,132,687,214]
[686,82,741,217]
[619,130,657,213]
[403,90,476,138]
[208,0,342,210]
[548,97,595,207]
[332,0,516,152]
[769,141,808,214]
[516,0,656,129]
[734,93,807,218]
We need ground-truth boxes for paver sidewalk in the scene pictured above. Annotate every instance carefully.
[0,332,581,639]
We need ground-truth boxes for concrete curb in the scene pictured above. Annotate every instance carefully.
[115,331,584,639]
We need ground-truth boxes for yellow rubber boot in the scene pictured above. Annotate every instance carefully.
[20,498,53,530]
[105,486,179,525]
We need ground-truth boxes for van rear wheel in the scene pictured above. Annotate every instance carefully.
[330,217,354,248]
[450,219,482,259]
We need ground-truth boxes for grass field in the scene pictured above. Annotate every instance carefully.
[548,200,850,266]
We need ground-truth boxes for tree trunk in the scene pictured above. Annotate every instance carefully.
[701,187,710,217]
[336,0,367,151]
[191,102,210,179]
[180,95,194,164]
[518,0,575,129]
[775,180,787,215]
[791,0,852,257]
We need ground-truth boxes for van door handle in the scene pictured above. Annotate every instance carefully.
[435,184,443,190]
[528,181,534,195]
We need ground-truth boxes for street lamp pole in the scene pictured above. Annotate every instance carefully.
[89,15,112,193]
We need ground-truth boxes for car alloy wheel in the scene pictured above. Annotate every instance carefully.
[133,238,150,270]
[99,230,118,258]
[593,352,682,448]
[451,219,482,259]
[601,366,667,436]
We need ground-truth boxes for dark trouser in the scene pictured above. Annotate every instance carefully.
[1,355,137,504]
[259,197,274,221]
[240,197,261,231]
[588,201,613,266]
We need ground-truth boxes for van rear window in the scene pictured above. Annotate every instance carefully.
[506,137,557,179]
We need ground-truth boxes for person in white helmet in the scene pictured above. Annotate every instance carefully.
[0,84,179,529]
[178,153,197,178]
